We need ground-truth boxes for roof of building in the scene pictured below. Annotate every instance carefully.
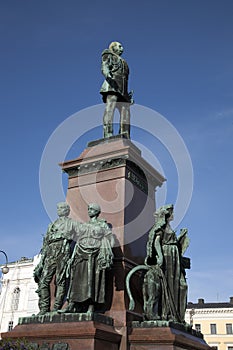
[0,257,33,268]
[187,298,233,309]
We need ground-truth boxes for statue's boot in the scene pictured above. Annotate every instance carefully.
[87,304,94,314]
[38,286,50,314]
[37,310,48,316]
[58,302,76,313]
[119,123,130,138]
[151,313,160,320]
[103,123,113,138]
[52,285,66,311]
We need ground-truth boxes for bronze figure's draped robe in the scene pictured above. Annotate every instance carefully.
[67,218,113,307]
[154,226,187,321]
[126,205,190,322]
[145,204,189,322]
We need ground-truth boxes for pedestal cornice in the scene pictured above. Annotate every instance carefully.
[60,138,165,189]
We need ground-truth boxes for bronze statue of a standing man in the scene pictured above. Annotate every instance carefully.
[100,41,133,139]
[34,202,79,315]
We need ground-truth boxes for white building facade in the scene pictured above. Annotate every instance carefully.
[0,256,39,335]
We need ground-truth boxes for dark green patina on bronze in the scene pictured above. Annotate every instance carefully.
[126,204,190,324]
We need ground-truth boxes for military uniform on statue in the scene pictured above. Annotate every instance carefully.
[100,41,133,139]
[33,202,79,314]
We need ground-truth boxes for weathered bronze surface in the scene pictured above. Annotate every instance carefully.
[19,312,113,325]
[33,202,79,315]
[100,41,133,139]
[127,204,190,323]
[62,203,114,313]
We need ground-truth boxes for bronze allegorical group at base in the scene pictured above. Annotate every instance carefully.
[126,204,190,323]
[34,202,114,315]
[34,201,190,324]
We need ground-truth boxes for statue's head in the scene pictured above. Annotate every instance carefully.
[88,203,101,218]
[57,202,70,217]
[154,204,174,227]
[109,41,124,56]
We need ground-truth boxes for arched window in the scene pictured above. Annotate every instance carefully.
[12,287,20,311]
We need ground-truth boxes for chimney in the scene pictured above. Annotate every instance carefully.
[230,297,233,304]
[198,298,205,304]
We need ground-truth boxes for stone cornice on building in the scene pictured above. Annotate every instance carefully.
[188,308,233,315]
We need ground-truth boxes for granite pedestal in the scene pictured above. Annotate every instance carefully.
[1,313,121,350]
[60,137,165,329]
[128,322,211,350]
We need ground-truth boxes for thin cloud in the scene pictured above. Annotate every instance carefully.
[216,108,233,120]
[188,268,233,302]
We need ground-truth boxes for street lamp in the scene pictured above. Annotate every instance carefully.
[0,250,9,274]
[189,308,195,326]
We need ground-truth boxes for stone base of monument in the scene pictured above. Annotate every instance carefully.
[128,321,211,350]
[1,313,122,350]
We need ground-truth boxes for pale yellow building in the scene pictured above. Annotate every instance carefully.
[186,298,233,350]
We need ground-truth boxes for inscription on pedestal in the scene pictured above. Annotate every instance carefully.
[126,170,147,194]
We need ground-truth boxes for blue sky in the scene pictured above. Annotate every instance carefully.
[0,0,233,303]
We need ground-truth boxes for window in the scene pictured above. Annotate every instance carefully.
[211,347,218,350]
[195,324,201,332]
[226,323,233,334]
[12,287,20,311]
[8,321,13,331]
[210,324,217,334]
[227,347,233,350]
